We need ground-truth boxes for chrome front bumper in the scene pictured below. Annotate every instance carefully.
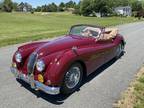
[10,67,60,95]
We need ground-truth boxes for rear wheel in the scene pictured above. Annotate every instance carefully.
[61,63,83,94]
[115,43,124,59]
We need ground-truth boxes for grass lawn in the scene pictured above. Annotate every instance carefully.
[0,12,139,47]
[114,66,144,108]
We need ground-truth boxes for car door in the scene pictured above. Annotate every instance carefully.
[79,37,116,75]
[86,37,117,75]
[95,39,116,64]
[81,37,109,75]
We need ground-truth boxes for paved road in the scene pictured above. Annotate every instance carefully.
[0,22,144,108]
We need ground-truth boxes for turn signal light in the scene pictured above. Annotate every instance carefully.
[38,74,44,83]
[12,62,17,68]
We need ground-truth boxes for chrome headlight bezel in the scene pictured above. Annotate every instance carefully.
[15,52,22,63]
[36,59,45,72]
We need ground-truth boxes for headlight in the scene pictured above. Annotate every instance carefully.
[15,52,22,63]
[36,60,45,72]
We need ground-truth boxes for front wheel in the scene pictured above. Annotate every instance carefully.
[61,63,83,94]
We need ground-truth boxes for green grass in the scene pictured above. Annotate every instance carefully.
[114,67,144,108]
[134,75,144,108]
[0,12,139,47]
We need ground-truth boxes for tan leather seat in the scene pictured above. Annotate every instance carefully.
[99,28,118,40]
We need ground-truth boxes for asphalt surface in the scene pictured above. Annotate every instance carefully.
[0,22,144,108]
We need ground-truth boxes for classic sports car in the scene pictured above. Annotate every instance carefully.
[11,24,125,95]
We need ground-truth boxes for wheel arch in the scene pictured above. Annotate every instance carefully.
[60,59,87,94]
[73,60,87,79]
[121,39,125,46]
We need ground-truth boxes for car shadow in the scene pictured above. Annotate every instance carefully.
[17,79,70,105]
[83,51,125,85]
[16,52,125,105]
[83,58,117,84]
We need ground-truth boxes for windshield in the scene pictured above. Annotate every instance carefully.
[69,25,102,38]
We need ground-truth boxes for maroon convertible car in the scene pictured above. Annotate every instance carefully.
[11,24,125,95]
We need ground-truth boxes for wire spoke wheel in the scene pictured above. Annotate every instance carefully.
[116,43,123,58]
[65,67,81,89]
[61,63,83,94]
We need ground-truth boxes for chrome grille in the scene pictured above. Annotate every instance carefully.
[27,53,37,75]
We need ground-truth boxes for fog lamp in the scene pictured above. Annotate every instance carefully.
[38,74,44,83]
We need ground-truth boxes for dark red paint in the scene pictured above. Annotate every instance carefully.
[12,33,125,86]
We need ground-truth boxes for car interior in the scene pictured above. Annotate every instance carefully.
[100,28,118,40]
[81,27,101,38]
[81,27,118,40]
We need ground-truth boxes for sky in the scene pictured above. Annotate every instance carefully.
[13,0,80,8]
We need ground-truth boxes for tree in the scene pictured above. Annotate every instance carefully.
[12,2,18,11]
[48,3,57,12]
[80,0,93,16]
[0,1,3,10]
[40,3,58,12]
[114,0,129,6]
[80,0,112,16]
[94,0,112,16]
[66,0,76,8]
[73,1,81,15]
[41,5,47,12]
[3,0,13,12]
[35,6,41,12]
[79,0,144,17]
[58,2,65,11]
[130,0,143,11]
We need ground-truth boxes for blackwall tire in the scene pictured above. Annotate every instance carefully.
[61,63,83,95]
[116,43,124,59]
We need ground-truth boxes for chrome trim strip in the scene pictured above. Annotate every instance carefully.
[27,53,38,75]
[35,81,60,95]
[10,67,60,95]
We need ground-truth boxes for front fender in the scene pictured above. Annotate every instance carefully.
[44,50,79,86]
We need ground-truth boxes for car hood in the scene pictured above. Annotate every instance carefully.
[15,35,94,75]
[34,35,93,58]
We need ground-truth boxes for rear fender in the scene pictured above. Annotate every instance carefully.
[114,34,125,46]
